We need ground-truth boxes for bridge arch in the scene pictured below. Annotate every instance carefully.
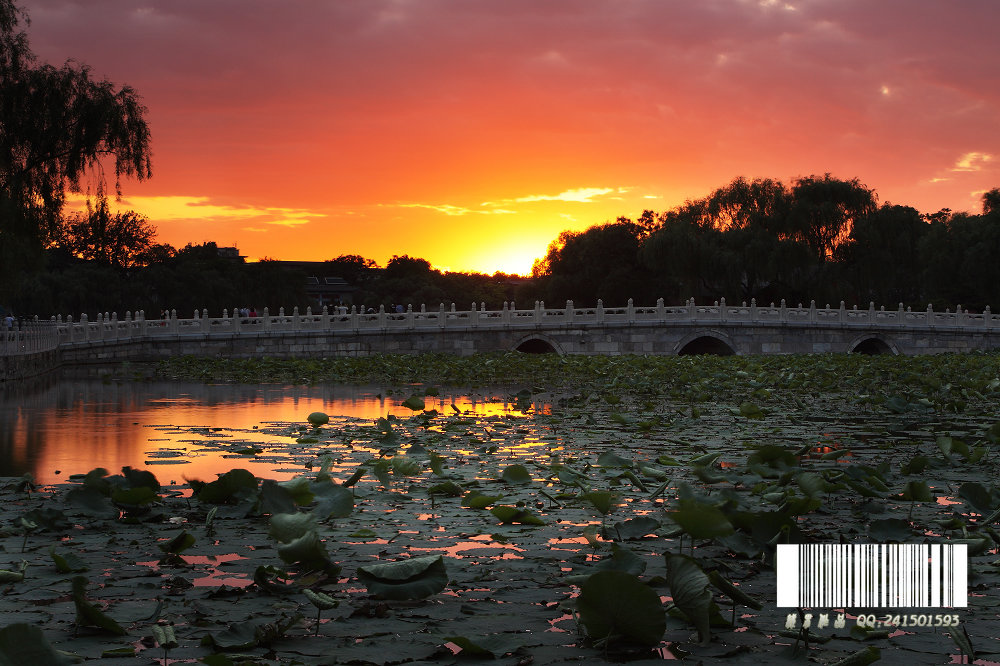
[513,333,563,355]
[848,334,898,355]
[674,331,737,356]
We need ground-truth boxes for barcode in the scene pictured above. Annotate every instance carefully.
[776,544,967,608]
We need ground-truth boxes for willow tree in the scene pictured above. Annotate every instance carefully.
[0,0,151,287]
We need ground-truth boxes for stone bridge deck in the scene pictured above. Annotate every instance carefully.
[15,298,995,369]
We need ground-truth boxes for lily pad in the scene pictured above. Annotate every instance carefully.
[576,570,665,647]
[307,411,330,425]
[0,623,71,665]
[501,464,532,485]
[357,554,449,600]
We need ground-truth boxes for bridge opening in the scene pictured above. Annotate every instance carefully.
[851,338,894,355]
[678,336,735,356]
[515,338,558,354]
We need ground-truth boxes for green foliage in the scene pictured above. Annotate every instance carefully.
[71,576,127,635]
[356,555,449,600]
[306,411,330,426]
[664,554,713,644]
[500,464,532,485]
[0,623,71,665]
[192,469,259,505]
[576,570,666,647]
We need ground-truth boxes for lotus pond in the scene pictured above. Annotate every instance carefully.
[1,352,999,665]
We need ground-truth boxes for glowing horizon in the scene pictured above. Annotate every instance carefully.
[28,1,1000,275]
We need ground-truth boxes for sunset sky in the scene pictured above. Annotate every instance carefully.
[25,0,1000,275]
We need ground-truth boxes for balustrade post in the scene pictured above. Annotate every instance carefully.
[687,297,696,320]
[627,298,635,323]
[926,303,934,326]
[263,307,271,330]
[596,299,605,324]
[378,305,386,328]
[957,305,965,327]
[780,299,787,322]
[566,300,574,323]
[470,302,478,327]
[985,305,993,330]
[233,307,241,333]
[719,297,726,322]
[438,303,446,328]
[807,300,816,323]
[656,298,665,320]
[502,301,511,325]
[406,304,415,328]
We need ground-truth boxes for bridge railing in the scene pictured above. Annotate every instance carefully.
[0,320,60,356]
[37,297,998,350]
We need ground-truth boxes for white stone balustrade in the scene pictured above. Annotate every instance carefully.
[24,298,993,351]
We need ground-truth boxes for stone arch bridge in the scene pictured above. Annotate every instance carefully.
[13,299,997,371]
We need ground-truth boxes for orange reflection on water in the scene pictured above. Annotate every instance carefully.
[0,379,549,485]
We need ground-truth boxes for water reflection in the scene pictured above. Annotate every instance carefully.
[0,376,546,485]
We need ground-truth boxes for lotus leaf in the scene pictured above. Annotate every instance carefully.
[269,512,316,543]
[277,530,332,571]
[50,546,89,573]
[357,554,449,600]
[0,623,71,665]
[71,576,127,636]
[307,411,330,425]
[612,516,661,540]
[158,530,195,555]
[596,451,631,468]
[195,469,259,504]
[666,499,734,539]
[583,491,618,516]
[490,505,545,525]
[391,455,422,476]
[402,395,426,411]
[664,554,712,644]
[576,570,665,647]
[500,464,532,485]
[310,481,354,518]
[593,543,646,575]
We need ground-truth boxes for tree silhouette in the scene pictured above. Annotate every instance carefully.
[0,0,151,283]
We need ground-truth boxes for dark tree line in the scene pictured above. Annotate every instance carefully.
[532,175,1000,312]
[11,245,529,319]
[13,176,1000,320]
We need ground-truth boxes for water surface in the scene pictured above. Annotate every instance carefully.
[0,376,536,485]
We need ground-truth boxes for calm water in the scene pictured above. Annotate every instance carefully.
[0,375,536,485]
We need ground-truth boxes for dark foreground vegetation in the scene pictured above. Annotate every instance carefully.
[154,350,1000,399]
[2,352,998,663]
